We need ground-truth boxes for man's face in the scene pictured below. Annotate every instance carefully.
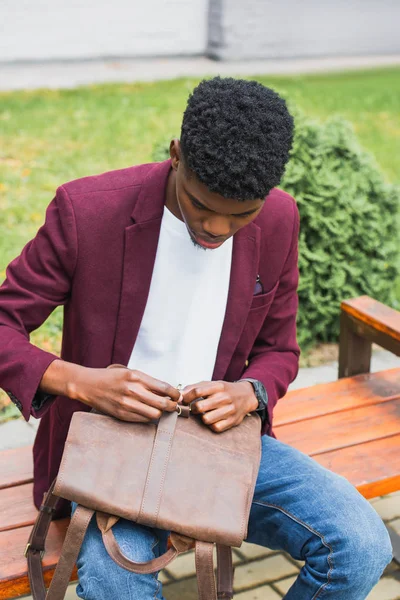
[168,141,264,250]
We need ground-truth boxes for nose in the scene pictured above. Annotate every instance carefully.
[203,216,231,239]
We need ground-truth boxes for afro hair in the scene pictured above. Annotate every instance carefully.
[180,76,294,201]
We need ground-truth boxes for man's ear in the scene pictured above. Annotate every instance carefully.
[169,138,181,171]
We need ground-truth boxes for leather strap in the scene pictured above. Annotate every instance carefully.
[98,514,194,574]
[26,478,94,600]
[138,410,179,528]
[99,509,233,599]
[46,505,94,600]
[26,480,59,600]
[216,545,234,599]
[195,541,217,600]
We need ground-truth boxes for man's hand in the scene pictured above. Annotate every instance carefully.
[67,365,182,423]
[182,380,258,433]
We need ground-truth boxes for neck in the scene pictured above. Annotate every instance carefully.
[165,167,184,221]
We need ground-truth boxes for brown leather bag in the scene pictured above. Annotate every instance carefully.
[26,364,262,599]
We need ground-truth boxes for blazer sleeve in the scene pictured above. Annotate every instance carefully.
[240,200,301,432]
[0,185,78,421]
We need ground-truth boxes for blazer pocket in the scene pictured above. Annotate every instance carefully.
[249,280,279,311]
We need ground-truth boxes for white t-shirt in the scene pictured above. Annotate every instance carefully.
[127,204,233,388]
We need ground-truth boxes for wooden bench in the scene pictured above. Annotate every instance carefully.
[1,295,400,599]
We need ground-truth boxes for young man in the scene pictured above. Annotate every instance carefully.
[0,77,392,599]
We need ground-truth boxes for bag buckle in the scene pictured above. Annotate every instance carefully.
[176,403,190,418]
[24,543,45,559]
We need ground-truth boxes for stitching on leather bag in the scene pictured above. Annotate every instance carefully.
[208,545,214,593]
[154,428,174,527]
[54,440,70,496]
[241,438,262,540]
[138,436,160,524]
[138,425,174,526]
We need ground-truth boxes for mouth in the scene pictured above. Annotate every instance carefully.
[190,229,225,249]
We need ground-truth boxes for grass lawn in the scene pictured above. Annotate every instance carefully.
[0,66,399,415]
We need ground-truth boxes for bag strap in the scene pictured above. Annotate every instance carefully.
[26,481,94,600]
[195,542,234,600]
[26,480,59,600]
[195,541,216,599]
[98,513,233,600]
[216,544,234,599]
[98,513,194,571]
[46,504,94,600]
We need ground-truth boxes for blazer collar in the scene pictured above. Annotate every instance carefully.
[130,159,172,224]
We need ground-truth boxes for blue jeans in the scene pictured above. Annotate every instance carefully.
[71,435,392,599]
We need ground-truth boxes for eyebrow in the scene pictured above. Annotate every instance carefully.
[186,190,260,217]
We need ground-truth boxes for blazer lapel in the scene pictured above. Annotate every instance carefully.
[212,222,261,381]
[111,219,162,365]
[111,160,172,366]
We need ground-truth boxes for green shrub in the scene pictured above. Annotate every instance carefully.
[284,113,399,348]
[151,112,400,349]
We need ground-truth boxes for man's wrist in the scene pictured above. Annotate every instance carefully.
[40,359,89,401]
[238,380,259,412]
[239,377,268,423]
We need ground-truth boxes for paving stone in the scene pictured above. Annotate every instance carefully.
[233,554,299,591]
[64,584,79,599]
[288,557,305,569]
[235,584,282,599]
[366,576,400,600]
[371,491,400,505]
[274,575,298,595]
[164,576,198,600]
[389,518,400,535]
[165,549,196,579]
[236,542,275,561]
[0,419,37,450]
[159,569,172,584]
[372,494,400,521]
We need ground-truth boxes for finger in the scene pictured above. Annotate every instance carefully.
[201,405,234,425]
[191,393,229,414]
[210,419,232,433]
[112,410,152,423]
[129,370,181,402]
[182,382,207,394]
[117,397,163,421]
[127,385,180,412]
[182,381,224,404]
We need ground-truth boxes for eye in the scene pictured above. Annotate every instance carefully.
[232,212,253,218]
[192,199,207,211]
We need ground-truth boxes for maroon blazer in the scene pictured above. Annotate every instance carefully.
[0,159,300,517]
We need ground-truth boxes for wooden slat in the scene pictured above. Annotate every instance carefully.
[342,296,400,344]
[0,519,76,600]
[275,368,400,426]
[0,483,38,533]
[315,434,400,499]
[0,447,32,490]
[276,397,400,455]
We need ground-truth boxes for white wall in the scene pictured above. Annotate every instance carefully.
[0,0,208,61]
[209,0,400,60]
[2,0,399,63]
